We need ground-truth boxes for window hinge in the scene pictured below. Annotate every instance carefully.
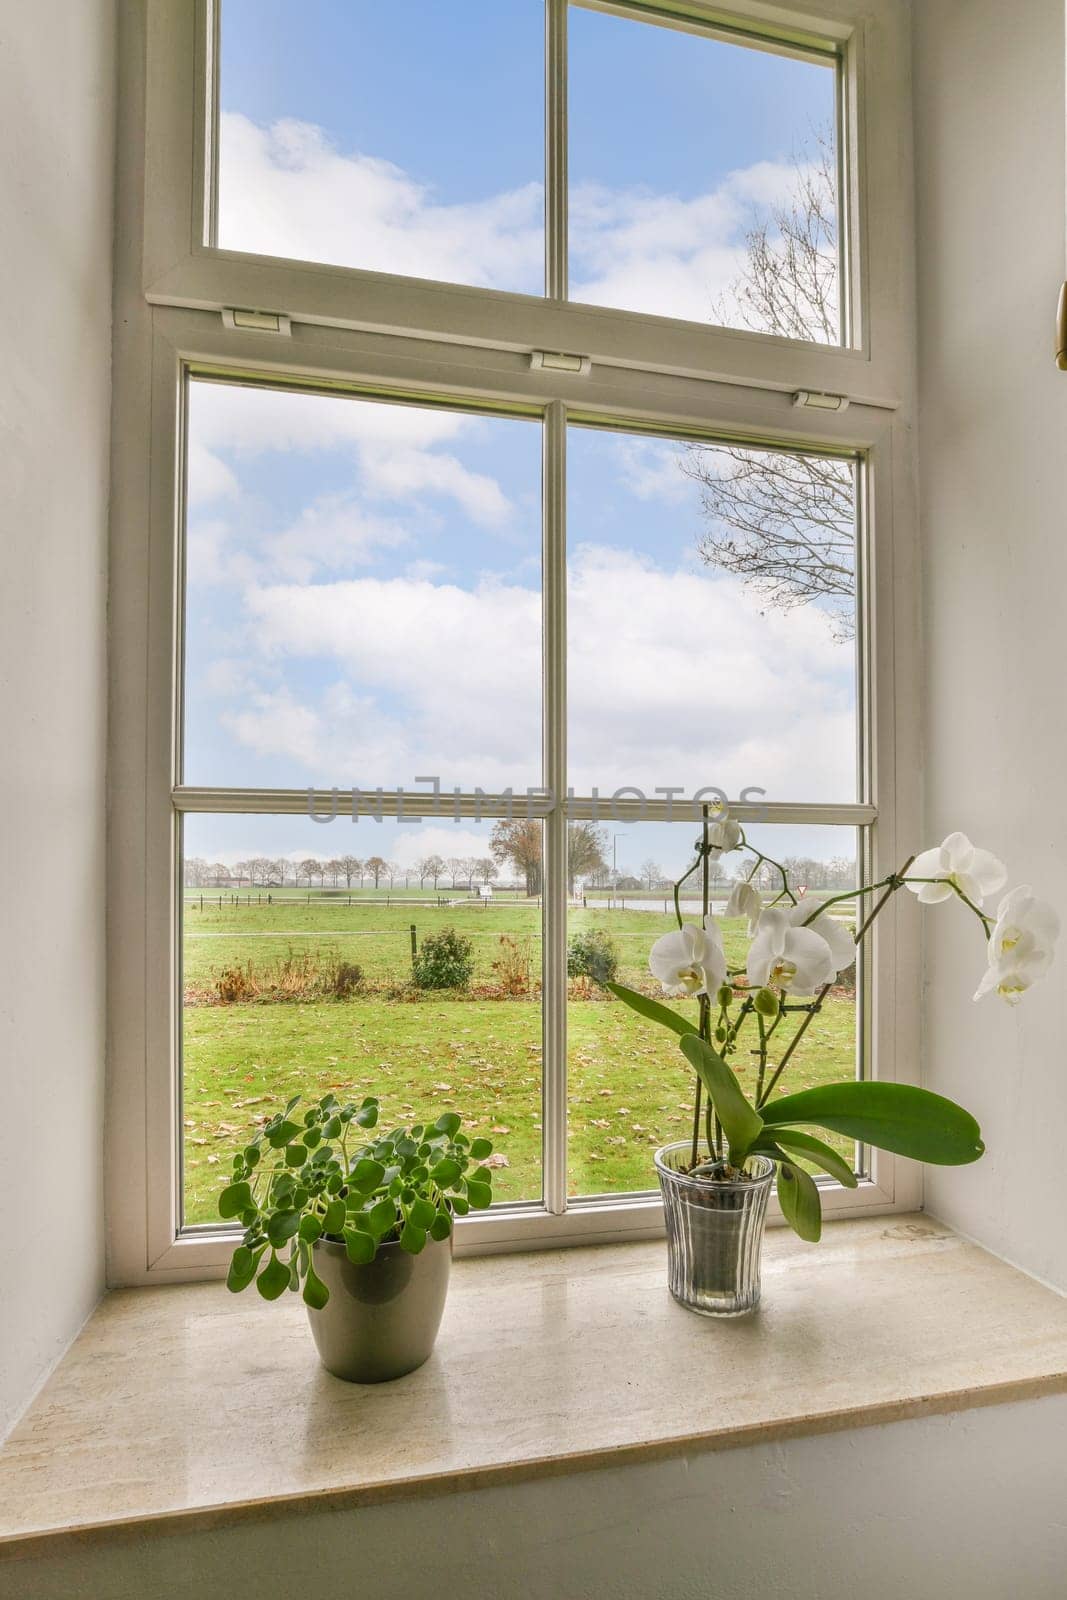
[792,389,850,413]
[530,349,591,376]
[221,308,292,336]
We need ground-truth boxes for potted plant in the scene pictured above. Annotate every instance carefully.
[218,1095,495,1381]
[608,809,1058,1317]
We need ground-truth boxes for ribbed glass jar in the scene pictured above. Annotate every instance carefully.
[654,1144,776,1317]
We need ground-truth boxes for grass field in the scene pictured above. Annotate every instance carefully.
[181,897,858,1224]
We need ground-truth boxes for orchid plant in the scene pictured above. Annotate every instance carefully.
[608,812,1058,1243]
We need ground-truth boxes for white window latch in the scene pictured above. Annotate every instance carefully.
[792,389,849,412]
[529,350,591,376]
[222,308,292,336]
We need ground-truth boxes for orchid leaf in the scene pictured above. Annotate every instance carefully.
[605,983,699,1039]
[679,1034,763,1162]
[755,1128,858,1188]
[761,1082,984,1165]
[777,1162,822,1242]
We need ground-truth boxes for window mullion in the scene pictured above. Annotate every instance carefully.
[542,401,568,1215]
[545,0,568,301]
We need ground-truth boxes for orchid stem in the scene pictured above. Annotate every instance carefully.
[758,987,830,1107]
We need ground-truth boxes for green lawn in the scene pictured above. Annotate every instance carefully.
[182,899,858,1224]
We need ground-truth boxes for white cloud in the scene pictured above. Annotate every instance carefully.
[188,439,239,506]
[187,380,512,527]
[191,382,468,455]
[358,445,509,527]
[218,113,543,293]
[211,544,854,802]
[613,438,694,506]
[259,494,410,584]
[388,826,496,871]
[238,571,542,790]
[568,160,809,324]
[215,111,824,329]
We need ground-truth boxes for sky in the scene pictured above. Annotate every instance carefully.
[185,1,853,875]
[217,0,838,320]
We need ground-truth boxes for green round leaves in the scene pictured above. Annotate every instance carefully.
[256,1252,291,1301]
[218,1181,252,1220]
[219,1092,491,1301]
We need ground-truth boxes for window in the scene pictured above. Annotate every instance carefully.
[215,0,545,294]
[109,0,918,1281]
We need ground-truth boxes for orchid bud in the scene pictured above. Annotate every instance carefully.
[715,984,733,1009]
[754,986,779,1018]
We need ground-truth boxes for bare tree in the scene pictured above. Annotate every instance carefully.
[490,821,607,897]
[365,855,387,889]
[474,857,498,886]
[416,854,445,889]
[567,823,608,896]
[447,856,468,889]
[338,854,362,889]
[298,857,321,888]
[682,136,856,640]
[640,858,663,891]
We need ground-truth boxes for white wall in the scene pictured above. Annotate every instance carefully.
[0,1,115,1439]
[913,0,1067,1290]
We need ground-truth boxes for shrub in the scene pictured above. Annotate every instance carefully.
[493,934,532,996]
[567,927,619,985]
[412,926,475,990]
[273,948,319,996]
[325,959,364,999]
[214,962,258,1003]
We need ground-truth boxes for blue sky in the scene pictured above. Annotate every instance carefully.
[221,0,832,201]
[186,3,852,872]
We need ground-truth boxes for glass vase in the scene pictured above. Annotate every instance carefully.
[654,1143,775,1317]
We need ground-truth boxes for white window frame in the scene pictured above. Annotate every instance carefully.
[107,0,918,1285]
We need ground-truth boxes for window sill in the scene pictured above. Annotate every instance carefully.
[3,1214,1066,1563]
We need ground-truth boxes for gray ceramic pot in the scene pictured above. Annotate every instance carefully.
[308,1233,452,1383]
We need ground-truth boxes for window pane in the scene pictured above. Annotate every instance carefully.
[183,380,542,792]
[567,424,858,802]
[566,821,860,1199]
[568,5,841,339]
[216,0,544,294]
[181,814,543,1225]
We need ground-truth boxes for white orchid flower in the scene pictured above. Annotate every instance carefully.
[724,879,763,933]
[974,886,1059,1005]
[649,918,727,998]
[747,907,836,996]
[784,900,855,979]
[707,815,742,853]
[905,831,1007,907]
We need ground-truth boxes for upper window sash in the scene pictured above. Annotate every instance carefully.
[141,0,913,409]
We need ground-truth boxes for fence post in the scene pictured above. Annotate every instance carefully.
[199,894,203,911]
[410,924,418,964]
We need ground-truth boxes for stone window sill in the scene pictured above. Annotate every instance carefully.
[3,1214,1067,1564]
